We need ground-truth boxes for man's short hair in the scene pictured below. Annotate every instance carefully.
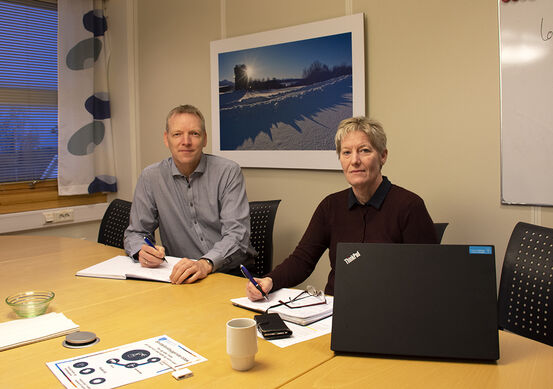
[165,104,206,133]
[335,116,387,155]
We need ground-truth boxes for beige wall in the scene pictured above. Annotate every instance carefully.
[16,1,553,290]
[127,0,545,291]
[128,0,553,290]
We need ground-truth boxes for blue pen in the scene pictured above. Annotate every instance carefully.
[143,236,167,262]
[240,264,269,301]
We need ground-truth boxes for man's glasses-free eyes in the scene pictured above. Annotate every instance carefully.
[265,285,327,312]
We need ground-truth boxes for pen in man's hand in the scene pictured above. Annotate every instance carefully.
[143,236,167,262]
[240,264,269,301]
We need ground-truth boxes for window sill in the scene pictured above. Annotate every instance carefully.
[0,203,109,234]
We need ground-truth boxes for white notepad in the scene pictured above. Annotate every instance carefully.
[231,288,333,326]
[0,312,79,351]
[76,255,181,282]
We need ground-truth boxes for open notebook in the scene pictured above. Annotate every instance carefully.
[76,255,181,282]
[231,288,333,326]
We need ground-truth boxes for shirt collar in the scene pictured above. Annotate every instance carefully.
[169,153,207,177]
[347,176,392,210]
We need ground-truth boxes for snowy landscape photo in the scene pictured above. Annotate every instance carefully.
[210,14,365,170]
[218,33,352,151]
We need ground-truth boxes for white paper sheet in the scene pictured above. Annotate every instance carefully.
[258,316,332,348]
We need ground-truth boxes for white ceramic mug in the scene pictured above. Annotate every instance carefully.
[226,318,258,371]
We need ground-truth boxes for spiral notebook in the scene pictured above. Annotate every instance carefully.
[231,288,333,326]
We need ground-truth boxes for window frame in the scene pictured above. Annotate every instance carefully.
[0,180,106,215]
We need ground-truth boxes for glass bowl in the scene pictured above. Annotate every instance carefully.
[5,290,55,318]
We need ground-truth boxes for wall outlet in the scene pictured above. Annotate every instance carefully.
[53,209,74,223]
[43,212,54,224]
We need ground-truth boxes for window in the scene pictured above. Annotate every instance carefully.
[0,0,57,183]
[0,0,105,215]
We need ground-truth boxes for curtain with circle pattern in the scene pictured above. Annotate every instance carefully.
[57,0,117,195]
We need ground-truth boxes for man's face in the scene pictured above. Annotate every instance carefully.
[163,112,207,176]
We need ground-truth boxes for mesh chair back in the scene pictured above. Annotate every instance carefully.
[434,222,449,243]
[249,200,281,277]
[498,221,553,346]
[97,199,132,249]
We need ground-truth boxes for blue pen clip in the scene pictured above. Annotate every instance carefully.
[143,236,167,262]
[240,264,269,301]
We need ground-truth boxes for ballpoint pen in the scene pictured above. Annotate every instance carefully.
[143,236,167,262]
[240,264,269,301]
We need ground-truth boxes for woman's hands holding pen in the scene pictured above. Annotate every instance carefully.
[138,243,166,268]
[246,277,273,301]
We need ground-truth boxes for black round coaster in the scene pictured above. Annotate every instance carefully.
[63,331,100,349]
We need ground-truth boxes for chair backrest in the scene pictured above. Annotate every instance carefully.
[97,199,132,249]
[248,200,281,277]
[498,221,553,346]
[434,222,449,243]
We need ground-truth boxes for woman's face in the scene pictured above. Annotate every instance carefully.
[339,130,387,194]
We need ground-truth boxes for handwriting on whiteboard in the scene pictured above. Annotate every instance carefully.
[540,18,553,41]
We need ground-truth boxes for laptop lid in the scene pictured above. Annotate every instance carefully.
[331,243,499,360]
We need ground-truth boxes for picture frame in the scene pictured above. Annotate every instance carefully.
[210,13,365,170]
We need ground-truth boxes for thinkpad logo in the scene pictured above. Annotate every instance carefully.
[344,250,360,264]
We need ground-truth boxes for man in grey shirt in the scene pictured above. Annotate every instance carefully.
[124,104,254,284]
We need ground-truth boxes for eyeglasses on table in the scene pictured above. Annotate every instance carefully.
[265,285,327,313]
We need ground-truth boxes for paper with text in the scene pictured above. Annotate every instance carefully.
[47,335,207,389]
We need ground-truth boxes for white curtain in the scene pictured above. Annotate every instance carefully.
[57,0,117,195]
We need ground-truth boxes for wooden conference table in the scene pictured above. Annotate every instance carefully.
[1,236,552,388]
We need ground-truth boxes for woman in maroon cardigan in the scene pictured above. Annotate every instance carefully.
[246,116,437,299]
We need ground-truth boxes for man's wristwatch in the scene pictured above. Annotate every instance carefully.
[200,258,214,270]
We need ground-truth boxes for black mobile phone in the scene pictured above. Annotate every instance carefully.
[254,313,293,339]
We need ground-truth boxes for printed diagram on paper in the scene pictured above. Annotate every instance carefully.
[47,335,206,388]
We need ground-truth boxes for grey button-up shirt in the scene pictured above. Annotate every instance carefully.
[124,153,253,271]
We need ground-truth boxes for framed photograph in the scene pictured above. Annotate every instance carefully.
[210,13,365,170]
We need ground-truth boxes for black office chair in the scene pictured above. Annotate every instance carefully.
[498,221,553,347]
[248,200,281,277]
[434,222,449,243]
[97,199,132,249]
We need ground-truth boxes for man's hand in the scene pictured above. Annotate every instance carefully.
[138,243,166,268]
[246,277,273,301]
[170,258,213,284]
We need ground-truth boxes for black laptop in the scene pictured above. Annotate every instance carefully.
[331,243,500,360]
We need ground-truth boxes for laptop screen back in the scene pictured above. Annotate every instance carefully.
[331,243,499,360]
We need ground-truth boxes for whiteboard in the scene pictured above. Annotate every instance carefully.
[499,0,553,206]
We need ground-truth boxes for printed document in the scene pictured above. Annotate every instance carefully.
[47,335,206,389]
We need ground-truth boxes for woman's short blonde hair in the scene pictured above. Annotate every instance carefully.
[335,116,387,155]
